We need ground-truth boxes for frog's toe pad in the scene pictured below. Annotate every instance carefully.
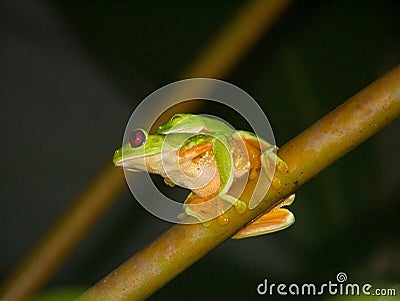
[234,200,247,214]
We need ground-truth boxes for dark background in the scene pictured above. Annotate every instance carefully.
[1,1,399,300]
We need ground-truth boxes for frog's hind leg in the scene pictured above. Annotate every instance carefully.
[232,208,294,239]
[260,146,288,181]
[248,146,289,210]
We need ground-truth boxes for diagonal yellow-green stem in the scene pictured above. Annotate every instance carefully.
[78,65,400,301]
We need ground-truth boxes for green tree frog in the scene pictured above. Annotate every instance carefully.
[113,114,295,239]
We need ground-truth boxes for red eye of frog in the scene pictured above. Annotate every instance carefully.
[129,129,146,148]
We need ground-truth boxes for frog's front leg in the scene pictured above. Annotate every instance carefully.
[182,193,230,226]
[182,193,248,226]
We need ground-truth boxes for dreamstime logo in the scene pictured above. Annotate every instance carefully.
[336,272,347,282]
[118,78,277,224]
[257,272,397,297]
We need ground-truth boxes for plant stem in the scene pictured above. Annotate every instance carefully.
[78,65,400,301]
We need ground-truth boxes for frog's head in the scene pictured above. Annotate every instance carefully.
[113,129,165,172]
[113,128,195,173]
